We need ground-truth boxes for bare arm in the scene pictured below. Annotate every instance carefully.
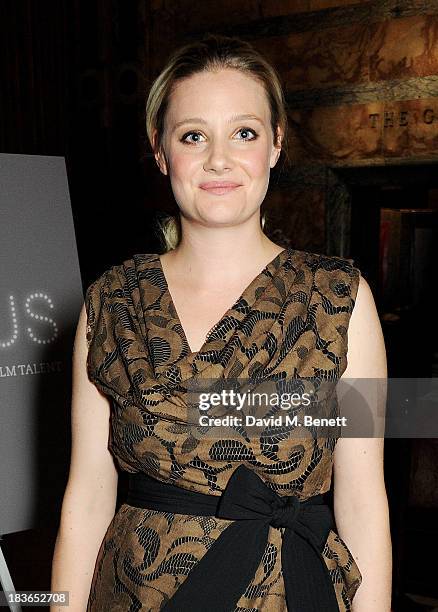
[333,275,392,611]
[50,303,118,611]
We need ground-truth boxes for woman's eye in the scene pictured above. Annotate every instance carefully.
[181,131,206,144]
[235,127,257,141]
[180,127,258,145]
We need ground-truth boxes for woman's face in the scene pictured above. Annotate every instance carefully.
[155,68,282,228]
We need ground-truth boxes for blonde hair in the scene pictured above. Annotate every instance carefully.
[145,33,290,252]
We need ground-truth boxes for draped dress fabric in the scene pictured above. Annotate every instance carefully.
[84,247,363,612]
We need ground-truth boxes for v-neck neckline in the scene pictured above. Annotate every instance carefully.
[156,247,289,358]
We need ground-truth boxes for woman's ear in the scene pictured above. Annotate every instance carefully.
[155,147,168,176]
[270,126,282,168]
[152,129,168,175]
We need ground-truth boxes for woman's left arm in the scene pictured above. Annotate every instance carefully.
[333,274,393,611]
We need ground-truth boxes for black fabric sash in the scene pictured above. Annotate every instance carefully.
[126,465,340,612]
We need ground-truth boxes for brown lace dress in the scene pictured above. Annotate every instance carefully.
[84,247,363,611]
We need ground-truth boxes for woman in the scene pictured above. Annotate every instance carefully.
[51,34,392,611]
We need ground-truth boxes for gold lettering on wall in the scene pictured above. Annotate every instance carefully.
[369,108,435,127]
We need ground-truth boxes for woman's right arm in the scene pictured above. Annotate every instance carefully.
[50,303,118,611]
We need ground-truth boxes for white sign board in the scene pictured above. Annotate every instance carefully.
[0,153,82,535]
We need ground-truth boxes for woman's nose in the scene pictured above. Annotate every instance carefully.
[203,140,232,172]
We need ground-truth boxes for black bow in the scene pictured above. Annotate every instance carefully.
[163,464,339,611]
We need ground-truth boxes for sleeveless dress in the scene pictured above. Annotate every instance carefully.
[84,247,363,612]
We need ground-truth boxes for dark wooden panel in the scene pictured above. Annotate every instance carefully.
[183,0,438,41]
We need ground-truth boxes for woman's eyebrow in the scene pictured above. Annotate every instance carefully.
[173,114,264,130]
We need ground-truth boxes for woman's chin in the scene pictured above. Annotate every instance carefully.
[198,209,251,225]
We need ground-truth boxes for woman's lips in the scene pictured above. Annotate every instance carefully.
[199,183,242,196]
